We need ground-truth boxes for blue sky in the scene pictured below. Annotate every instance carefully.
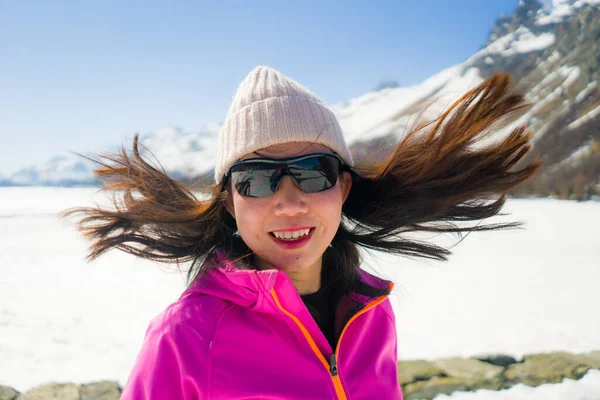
[0,0,523,175]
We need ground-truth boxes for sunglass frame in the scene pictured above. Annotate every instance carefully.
[224,152,345,198]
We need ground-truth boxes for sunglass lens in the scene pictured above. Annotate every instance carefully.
[294,156,340,193]
[230,165,281,198]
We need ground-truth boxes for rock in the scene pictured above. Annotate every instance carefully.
[0,385,19,400]
[17,383,79,400]
[4,350,597,400]
[434,357,505,390]
[504,352,593,387]
[397,360,444,385]
[403,377,468,400]
[474,354,518,368]
[577,350,600,369]
[80,381,121,400]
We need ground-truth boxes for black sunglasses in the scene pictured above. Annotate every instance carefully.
[224,153,345,198]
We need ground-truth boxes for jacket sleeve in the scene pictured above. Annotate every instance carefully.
[120,316,211,400]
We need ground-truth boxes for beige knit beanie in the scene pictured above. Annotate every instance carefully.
[215,66,353,183]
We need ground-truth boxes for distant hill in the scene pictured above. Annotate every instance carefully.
[4,0,599,199]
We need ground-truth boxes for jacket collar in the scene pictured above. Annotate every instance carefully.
[183,250,392,314]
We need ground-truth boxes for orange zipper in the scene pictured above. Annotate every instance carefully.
[270,282,394,400]
[271,289,348,399]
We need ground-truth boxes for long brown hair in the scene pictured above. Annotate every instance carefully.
[62,74,540,294]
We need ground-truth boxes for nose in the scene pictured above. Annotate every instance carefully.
[272,175,308,216]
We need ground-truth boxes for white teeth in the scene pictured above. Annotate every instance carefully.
[272,229,311,240]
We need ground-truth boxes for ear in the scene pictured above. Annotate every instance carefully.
[340,171,353,203]
[224,191,236,219]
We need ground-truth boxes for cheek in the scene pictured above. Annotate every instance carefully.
[314,187,345,222]
[233,196,268,237]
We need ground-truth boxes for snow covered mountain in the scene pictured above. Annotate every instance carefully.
[3,125,220,187]
[8,155,99,187]
[339,0,600,198]
[5,0,599,195]
[0,172,9,186]
[473,0,600,197]
[135,125,220,182]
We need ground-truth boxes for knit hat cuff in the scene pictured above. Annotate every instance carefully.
[215,95,353,183]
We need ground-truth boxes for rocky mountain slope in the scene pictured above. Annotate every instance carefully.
[472,0,600,198]
[342,0,600,199]
[4,0,599,198]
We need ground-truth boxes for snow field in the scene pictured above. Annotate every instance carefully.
[1,188,599,399]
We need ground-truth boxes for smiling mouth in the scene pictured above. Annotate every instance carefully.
[269,228,314,241]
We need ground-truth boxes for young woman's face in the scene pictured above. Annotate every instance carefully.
[225,142,352,274]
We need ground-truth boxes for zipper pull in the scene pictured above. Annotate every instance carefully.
[328,353,338,376]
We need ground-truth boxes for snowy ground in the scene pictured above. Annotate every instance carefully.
[1,187,599,399]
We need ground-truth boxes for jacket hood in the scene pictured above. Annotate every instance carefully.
[184,251,280,311]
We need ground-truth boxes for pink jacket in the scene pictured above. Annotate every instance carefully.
[121,253,403,399]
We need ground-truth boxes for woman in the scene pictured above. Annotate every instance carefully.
[67,66,539,399]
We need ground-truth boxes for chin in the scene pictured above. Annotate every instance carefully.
[266,254,320,273]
